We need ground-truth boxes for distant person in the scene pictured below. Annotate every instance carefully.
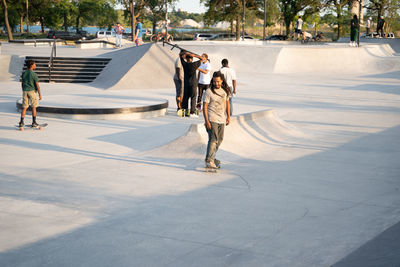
[203,71,231,170]
[219,59,236,116]
[197,53,212,111]
[350,14,359,47]
[366,17,372,36]
[180,51,202,116]
[174,52,184,110]
[301,31,312,43]
[377,16,386,38]
[295,16,303,40]
[114,22,125,48]
[134,18,144,46]
[19,60,42,128]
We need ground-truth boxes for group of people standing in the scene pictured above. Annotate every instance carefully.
[174,51,237,169]
[350,15,386,46]
[174,51,237,118]
[114,18,144,48]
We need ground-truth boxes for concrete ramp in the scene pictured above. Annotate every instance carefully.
[146,110,306,162]
[274,44,400,74]
[92,44,176,90]
[0,55,25,82]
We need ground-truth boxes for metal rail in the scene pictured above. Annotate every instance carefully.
[48,39,57,82]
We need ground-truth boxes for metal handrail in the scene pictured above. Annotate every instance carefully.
[48,39,57,82]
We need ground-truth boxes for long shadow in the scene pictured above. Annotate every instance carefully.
[0,126,399,266]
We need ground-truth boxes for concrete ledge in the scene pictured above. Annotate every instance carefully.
[75,40,115,49]
[9,39,65,46]
[16,97,168,120]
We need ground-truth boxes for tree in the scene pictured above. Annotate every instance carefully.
[1,0,13,40]
[73,0,117,31]
[323,0,351,39]
[119,0,145,41]
[278,0,320,37]
[202,0,259,40]
[145,0,178,34]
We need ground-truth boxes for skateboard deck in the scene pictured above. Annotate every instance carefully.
[16,123,48,131]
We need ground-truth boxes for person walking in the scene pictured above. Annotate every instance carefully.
[203,71,231,169]
[174,52,184,111]
[134,18,144,46]
[180,51,202,116]
[350,14,359,47]
[219,59,237,116]
[196,53,212,111]
[114,22,125,48]
[19,60,42,128]
[377,16,386,38]
[295,16,303,40]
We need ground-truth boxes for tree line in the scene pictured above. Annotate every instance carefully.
[1,0,399,41]
[202,0,399,40]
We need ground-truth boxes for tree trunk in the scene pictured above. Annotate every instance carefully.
[152,16,156,35]
[1,0,13,40]
[63,13,68,31]
[40,17,44,33]
[20,16,23,33]
[230,19,234,34]
[130,0,135,41]
[76,15,80,32]
[235,15,240,41]
[337,12,342,40]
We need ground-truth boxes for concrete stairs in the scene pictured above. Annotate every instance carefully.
[24,56,111,83]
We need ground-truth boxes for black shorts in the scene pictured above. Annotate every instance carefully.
[295,29,302,34]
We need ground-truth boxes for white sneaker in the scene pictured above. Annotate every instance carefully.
[206,161,217,169]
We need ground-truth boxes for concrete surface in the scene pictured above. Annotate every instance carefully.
[0,40,399,267]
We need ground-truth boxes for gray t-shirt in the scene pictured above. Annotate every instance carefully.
[204,88,228,124]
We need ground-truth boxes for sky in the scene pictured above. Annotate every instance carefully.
[173,0,206,14]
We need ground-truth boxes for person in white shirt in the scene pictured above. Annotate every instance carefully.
[114,22,125,48]
[295,17,303,40]
[197,53,212,110]
[366,17,372,36]
[219,59,236,116]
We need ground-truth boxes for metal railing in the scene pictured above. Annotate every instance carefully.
[48,39,57,82]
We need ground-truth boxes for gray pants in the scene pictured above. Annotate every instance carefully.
[205,122,225,162]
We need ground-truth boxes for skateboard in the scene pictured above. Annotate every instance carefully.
[16,123,48,131]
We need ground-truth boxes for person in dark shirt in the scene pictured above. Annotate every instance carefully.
[19,60,42,128]
[377,16,386,38]
[180,51,202,116]
[350,14,359,47]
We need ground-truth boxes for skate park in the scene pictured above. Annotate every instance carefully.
[0,38,400,266]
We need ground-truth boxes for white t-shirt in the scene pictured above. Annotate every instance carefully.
[204,88,228,124]
[199,62,212,85]
[295,18,303,30]
[220,67,236,88]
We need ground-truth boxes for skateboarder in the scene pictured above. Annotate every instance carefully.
[219,59,236,116]
[19,60,42,128]
[180,51,202,116]
[174,52,184,110]
[197,53,212,111]
[203,71,231,169]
